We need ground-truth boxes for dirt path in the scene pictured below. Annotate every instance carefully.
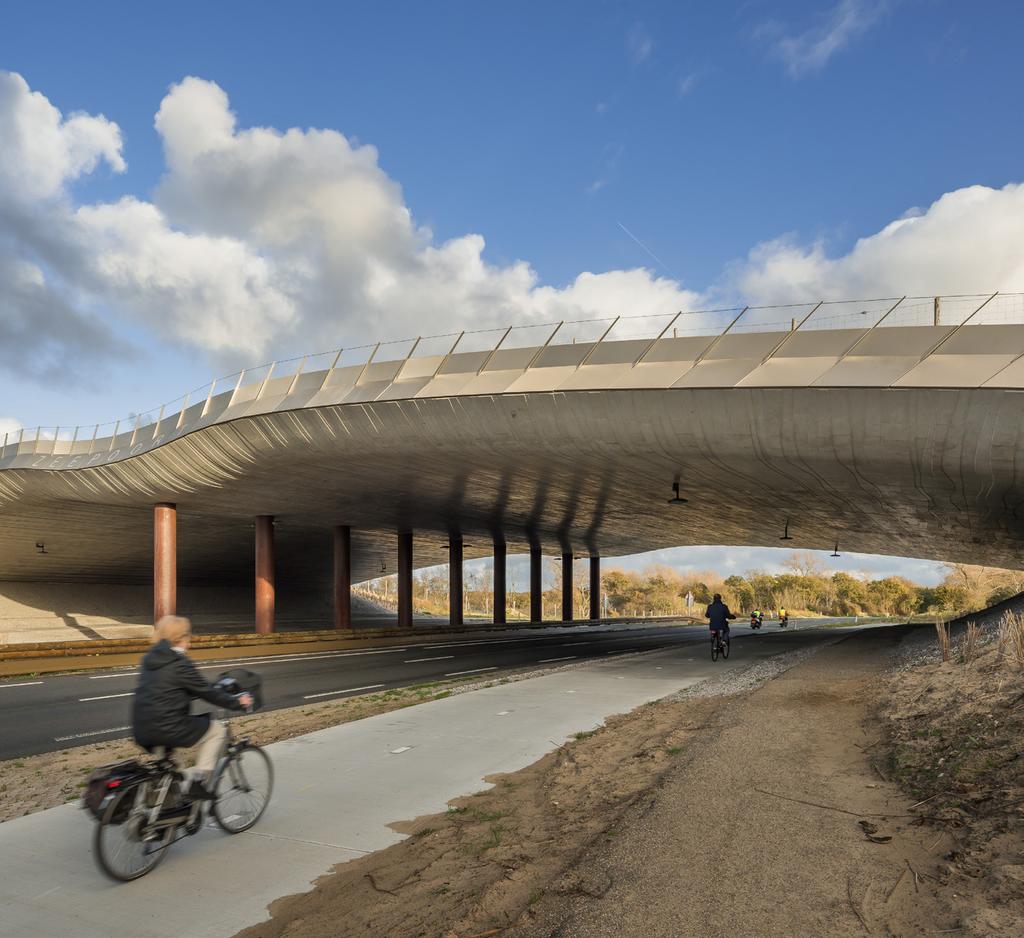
[511,629,956,937]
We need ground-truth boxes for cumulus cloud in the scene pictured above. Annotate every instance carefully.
[0,417,23,442]
[0,71,698,375]
[759,0,887,78]
[2,68,1022,391]
[729,182,1024,302]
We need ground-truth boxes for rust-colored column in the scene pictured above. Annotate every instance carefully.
[333,525,352,630]
[561,551,574,622]
[493,541,507,625]
[255,515,275,634]
[449,535,463,627]
[397,529,413,630]
[589,555,601,621]
[530,546,542,623]
[153,503,177,625]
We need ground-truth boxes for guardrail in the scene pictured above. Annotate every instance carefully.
[3,292,1023,464]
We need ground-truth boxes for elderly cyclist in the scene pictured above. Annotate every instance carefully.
[132,616,252,801]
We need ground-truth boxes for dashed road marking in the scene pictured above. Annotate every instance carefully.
[0,681,43,688]
[404,655,455,663]
[445,667,497,677]
[390,746,412,754]
[538,656,577,664]
[79,692,133,702]
[303,684,385,700]
[54,725,130,742]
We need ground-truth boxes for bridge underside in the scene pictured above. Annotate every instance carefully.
[0,386,1022,600]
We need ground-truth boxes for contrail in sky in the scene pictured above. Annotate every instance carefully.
[616,221,679,281]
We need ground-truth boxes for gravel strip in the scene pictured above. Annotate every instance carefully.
[667,641,838,700]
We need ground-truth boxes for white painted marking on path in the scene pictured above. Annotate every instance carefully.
[538,656,577,664]
[445,667,497,677]
[302,684,384,700]
[0,681,43,688]
[496,710,512,716]
[88,673,137,680]
[404,656,455,663]
[560,642,591,647]
[390,747,412,754]
[54,725,130,742]
[79,692,133,702]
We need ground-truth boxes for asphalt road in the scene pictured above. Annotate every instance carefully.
[0,620,819,760]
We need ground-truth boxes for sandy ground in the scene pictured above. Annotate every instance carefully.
[231,626,1023,937]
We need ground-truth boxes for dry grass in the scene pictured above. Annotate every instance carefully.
[961,621,980,664]
[996,610,1024,667]
[934,620,951,662]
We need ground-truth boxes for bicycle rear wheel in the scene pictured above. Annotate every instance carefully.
[212,743,273,834]
[722,637,730,659]
[93,782,174,882]
[710,635,719,662]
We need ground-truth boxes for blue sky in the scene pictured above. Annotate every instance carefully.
[3,0,1022,585]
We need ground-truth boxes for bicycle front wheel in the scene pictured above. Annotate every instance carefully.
[93,783,174,882]
[212,744,273,834]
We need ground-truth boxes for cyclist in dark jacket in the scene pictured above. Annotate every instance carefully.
[133,616,251,800]
[705,594,736,640]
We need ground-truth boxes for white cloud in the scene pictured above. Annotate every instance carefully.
[0,72,699,373]
[626,23,653,65]
[728,182,1024,302]
[0,417,22,442]
[676,73,699,97]
[761,0,886,78]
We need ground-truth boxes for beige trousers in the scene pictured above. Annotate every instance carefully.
[191,719,227,777]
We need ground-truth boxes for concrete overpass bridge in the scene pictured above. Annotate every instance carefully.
[2,292,1023,634]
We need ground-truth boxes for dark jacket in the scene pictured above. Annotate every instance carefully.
[132,640,241,750]
[705,600,736,629]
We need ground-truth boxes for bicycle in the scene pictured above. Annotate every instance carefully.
[710,628,730,662]
[89,711,273,882]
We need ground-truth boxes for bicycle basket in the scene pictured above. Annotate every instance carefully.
[83,760,146,822]
[215,668,264,711]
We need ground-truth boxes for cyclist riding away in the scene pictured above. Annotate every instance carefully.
[706,593,737,642]
[779,607,789,628]
[132,616,253,802]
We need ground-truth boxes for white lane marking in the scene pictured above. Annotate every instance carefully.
[54,725,130,742]
[560,642,590,647]
[390,746,412,754]
[198,648,407,670]
[605,648,637,654]
[404,655,455,663]
[497,710,512,716]
[88,673,138,680]
[445,667,497,677]
[0,681,44,688]
[79,692,133,702]
[302,684,384,700]
[538,656,577,664]
[431,637,558,649]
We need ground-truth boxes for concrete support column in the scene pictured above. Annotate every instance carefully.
[561,551,574,622]
[449,535,463,627]
[255,515,275,634]
[153,503,176,625]
[397,529,413,630]
[493,541,507,625]
[589,555,601,621]
[530,546,542,623]
[333,525,352,630]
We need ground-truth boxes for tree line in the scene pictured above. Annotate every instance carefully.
[357,552,1024,621]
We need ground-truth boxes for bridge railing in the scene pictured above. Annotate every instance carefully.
[3,292,1024,462]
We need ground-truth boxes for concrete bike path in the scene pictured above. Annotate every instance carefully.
[0,631,829,938]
